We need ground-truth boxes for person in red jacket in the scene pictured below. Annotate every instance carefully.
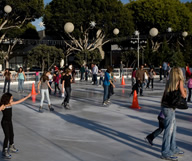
[185,65,191,81]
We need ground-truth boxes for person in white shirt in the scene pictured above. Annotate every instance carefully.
[92,63,98,85]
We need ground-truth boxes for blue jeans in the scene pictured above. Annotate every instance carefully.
[161,107,180,157]
[40,89,51,106]
[138,82,144,95]
[103,85,109,103]
[99,77,103,85]
[18,79,24,91]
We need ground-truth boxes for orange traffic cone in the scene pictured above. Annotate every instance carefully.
[130,90,141,109]
[31,83,37,102]
[31,83,37,95]
[121,76,126,85]
[32,95,36,103]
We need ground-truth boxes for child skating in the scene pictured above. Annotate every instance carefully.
[61,69,73,109]
[0,92,31,159]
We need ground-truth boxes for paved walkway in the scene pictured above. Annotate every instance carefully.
[0,79,191,161]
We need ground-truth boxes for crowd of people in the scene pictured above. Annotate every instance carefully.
[0,62,191,160]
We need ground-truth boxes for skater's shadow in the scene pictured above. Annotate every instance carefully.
[53,112,161,159]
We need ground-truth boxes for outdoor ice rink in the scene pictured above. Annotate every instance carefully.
[0,79,191,161]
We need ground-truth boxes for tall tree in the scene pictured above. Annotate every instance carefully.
[0,0,44,41]
[127,0,192,34]
[44,0,134,60]
[0,23,40,68]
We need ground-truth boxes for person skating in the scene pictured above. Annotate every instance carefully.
[61,69,73,109]
[3,68,12,93]
[161,67,187,161]
[15,67,26,93]
[136,65,145,96]
[103,66,115,106]
[38,72,54,112]
[0,92,31,159]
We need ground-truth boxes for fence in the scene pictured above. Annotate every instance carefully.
[0,67,189,83]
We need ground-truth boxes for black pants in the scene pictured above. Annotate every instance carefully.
[1,121,14,150]
[49,82,52,94]
[64,87,71,103]
[54,83,60,93]
[85,72,88,81]
[3,80,10,93]
[93,74,97,85]
[147,117,164,141]
[108,84,114,99]
[147,78,154,89]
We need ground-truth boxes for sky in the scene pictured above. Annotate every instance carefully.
[32,0,192,31]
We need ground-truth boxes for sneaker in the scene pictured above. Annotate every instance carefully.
[2,148,11,159]
[9,144,18,153]
[145,136,153,146]
[161,156,178,161]
[102,102,107,106]
[174,151,184,156]
[107,99,110,103]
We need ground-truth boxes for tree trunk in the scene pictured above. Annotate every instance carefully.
[6,59,9,68]
[42,59,45,72]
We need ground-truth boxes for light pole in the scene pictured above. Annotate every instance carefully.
[110,28,120,66]
[134,31,140,68]
[131,30,147,68]
[64,22,75,65]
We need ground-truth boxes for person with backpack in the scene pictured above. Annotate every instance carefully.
[187,74,192,102]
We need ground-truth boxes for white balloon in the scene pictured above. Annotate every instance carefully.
[149,28,158,37]
[182,31,188,37]
[4,5,12,14]
[64,22,74,33]
[113,28,119,35]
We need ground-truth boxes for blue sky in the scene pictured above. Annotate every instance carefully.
[32,0,192,31]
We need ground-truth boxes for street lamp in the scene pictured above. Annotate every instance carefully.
[131,30,147,68]
[110,28,120,66]
[134,30,140,67]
